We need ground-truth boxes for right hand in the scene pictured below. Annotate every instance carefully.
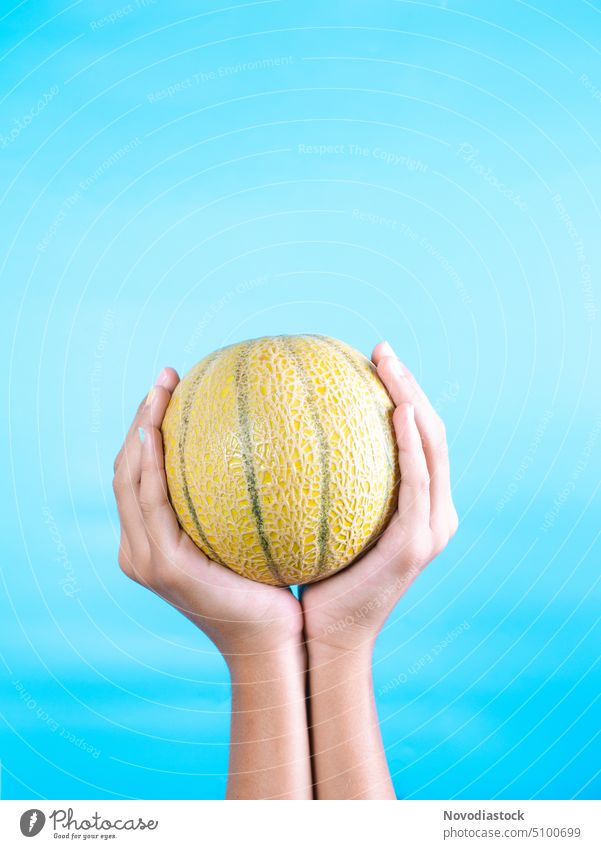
[300,341,458,657]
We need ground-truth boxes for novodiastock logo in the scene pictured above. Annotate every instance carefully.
[19,809,46,837]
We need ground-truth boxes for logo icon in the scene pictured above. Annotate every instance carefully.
[19,809,45,837]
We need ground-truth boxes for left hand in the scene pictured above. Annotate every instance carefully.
[112,368,303,663]
[300,341,459,657]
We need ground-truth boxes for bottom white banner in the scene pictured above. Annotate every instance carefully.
[0,800,599,848]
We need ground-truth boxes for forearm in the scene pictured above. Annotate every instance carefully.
[225,641,313,799]
[307,642,395,800]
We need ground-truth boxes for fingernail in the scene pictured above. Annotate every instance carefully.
[381,340,395,357]
[145,387,156,407]
[156,368,169,386]
[138,426,146,444]
[406,404,415,422]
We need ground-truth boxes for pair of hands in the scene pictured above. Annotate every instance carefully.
[112,341,458,666]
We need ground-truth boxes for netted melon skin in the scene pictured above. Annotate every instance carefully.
[161,335,399,586]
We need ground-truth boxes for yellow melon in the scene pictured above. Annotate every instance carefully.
[161,335,399,586]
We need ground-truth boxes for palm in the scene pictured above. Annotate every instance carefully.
[115,366,304,657]
[300,517,404,648]
[174,532,302,648]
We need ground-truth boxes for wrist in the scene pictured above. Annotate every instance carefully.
[305,633,375,669]
[301,594,386,663]
[226,636,307,683]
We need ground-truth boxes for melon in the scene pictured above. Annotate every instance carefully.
[161,335,399,586]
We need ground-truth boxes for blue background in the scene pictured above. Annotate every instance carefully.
[1,0,600,800]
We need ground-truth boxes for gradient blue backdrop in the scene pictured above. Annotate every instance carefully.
[1,0,600,800]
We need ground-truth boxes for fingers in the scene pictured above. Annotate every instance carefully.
[393,403,430,533]
[113,396,146,488]
[373,341,432,410]
[113,368,180,475]
[113,414,148,558]
[372,340,395,368]
[117,531,138,582]
[152,366,180,394]
[374,342,455,538]
[137,384,181,553]
[113,368,181,573]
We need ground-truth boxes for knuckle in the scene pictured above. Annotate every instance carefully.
[412,474,430,496]
[403,535,432,567]
[431,532,447,556]
[112,472,136,499]
[449,509,459,537]
[404,474,430,502]
[138,496,155,517]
